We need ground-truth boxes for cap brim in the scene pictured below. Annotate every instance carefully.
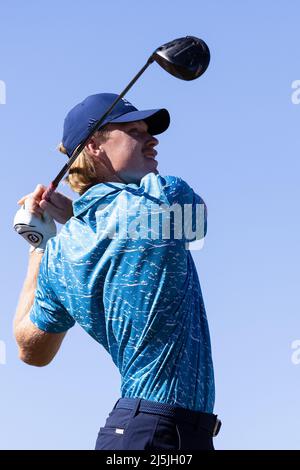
[108,108,170,135]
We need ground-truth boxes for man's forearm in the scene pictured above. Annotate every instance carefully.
[14,250,44,332]
[13,250,67,366]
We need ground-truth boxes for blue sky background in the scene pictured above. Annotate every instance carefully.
[1,0,300,450]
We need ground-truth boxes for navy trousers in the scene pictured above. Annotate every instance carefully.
[95,398,220,450]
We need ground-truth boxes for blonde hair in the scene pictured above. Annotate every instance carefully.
[59,129,110,195]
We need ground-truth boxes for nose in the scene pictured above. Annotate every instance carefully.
[143,134,159,157]
[146,134,159,148]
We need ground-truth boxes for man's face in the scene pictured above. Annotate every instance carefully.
[97,120,159,184]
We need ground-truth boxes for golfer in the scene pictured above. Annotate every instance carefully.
[14,93,221,450]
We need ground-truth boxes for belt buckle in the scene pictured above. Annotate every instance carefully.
[213,418,222,436]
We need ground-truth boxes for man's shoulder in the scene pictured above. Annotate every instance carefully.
[142,174,199,208]
[140,173,192,204]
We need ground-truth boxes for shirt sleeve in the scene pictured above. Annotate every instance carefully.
[158,175,207,242]
[29,246,75,333]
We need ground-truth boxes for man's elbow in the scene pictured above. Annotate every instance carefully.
[14,327,51,366]
[14,316,65,367]
[18,348,53,367]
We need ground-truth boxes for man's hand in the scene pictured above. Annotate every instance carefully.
[14,184,73,252]
[17,184,74,224]
[14,196,56,252]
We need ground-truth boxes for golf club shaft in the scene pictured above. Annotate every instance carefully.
[42,56,155,202]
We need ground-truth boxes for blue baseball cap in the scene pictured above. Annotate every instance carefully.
[62,93,170,157]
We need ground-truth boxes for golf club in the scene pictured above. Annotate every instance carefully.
[42,36,210,201]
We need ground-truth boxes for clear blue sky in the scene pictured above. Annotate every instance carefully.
[1,0,300,450]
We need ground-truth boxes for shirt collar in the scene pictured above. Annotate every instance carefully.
[72,173,162,216]
[73,182,127,216]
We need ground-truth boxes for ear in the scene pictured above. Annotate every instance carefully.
[85,136,102,157]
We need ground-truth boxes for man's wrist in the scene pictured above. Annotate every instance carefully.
[29,246,45,255]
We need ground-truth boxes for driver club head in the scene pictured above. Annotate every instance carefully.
[152,36,210,81]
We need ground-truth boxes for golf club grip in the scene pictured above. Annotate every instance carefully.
[42,182,57,202]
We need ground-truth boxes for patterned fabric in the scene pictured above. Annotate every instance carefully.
[30,173,215,412]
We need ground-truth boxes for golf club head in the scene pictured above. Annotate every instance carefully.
[152,36,210,81]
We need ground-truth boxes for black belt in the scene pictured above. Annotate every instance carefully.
[115,398,221,437]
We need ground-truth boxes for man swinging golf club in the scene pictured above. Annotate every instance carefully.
[13,38,221,450]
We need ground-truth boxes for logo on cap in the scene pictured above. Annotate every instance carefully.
[122,98,133,107]
[88,118,98,129]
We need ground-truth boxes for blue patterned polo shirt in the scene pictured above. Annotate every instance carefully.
[30,173,215,412]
